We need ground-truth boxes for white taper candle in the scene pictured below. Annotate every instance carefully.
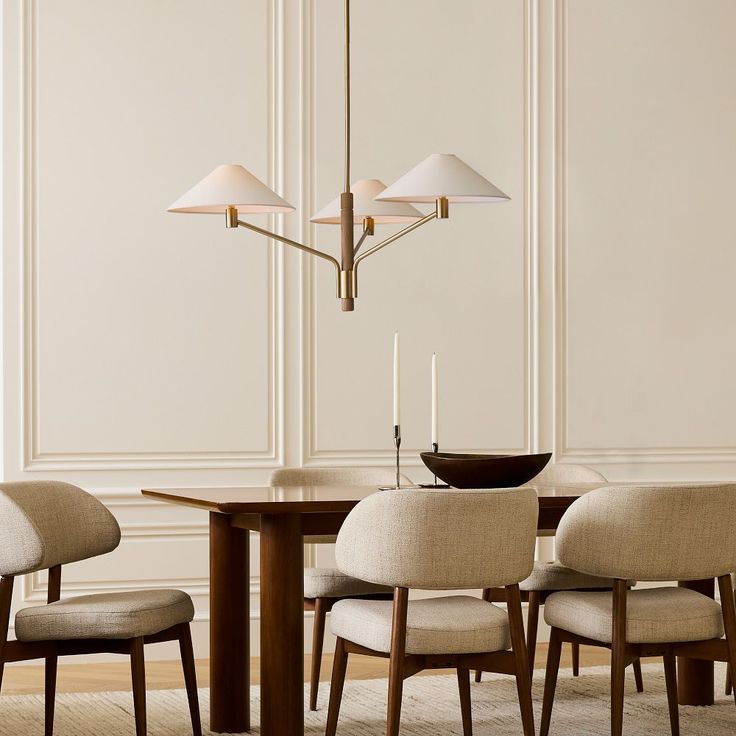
[431,353,438,446]
[393,332,400,426]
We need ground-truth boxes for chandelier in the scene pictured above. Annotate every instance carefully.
[168,0,509,311]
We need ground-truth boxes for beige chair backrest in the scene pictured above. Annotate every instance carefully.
[270,466,413,487]
[336,487,538,590]
[0,481,121,577]
[271,467,414,546]
[534,463,607,484]
[556,484,736,582]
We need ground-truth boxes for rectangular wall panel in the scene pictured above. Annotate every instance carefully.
[307,0,530,464]
[26,0,277,469]
[558,0,736,463]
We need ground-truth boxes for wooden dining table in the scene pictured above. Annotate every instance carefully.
[141,481,720,735]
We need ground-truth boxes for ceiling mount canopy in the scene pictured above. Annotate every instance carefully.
[168,1,509,311]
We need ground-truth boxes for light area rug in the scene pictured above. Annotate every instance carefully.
[0,664,734,735]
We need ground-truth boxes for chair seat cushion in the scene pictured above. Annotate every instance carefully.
[15,589,194,642]
[520,561,631,592]
[304,567,392,599]
[330,595,510,655]
[544,587,724,644]
[304,535,338,545]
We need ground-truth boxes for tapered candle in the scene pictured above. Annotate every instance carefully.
[393,332,400,426]
[431,353,438,447]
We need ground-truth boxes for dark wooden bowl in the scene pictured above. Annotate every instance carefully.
[419,451,552,489]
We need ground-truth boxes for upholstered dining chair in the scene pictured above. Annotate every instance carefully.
[325,487,539,736]
[477,462,643,690]
[0,481,201,736]
[269,466,412,711]
[540,484,736,736]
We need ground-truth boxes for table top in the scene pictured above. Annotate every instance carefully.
[141,481,614,515]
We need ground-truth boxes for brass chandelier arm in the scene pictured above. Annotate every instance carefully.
[353,210,438,269]
[236,219,341,273]
[353,229,371,255]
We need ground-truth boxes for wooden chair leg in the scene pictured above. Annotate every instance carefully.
[663,653,680,736]
[44,568,60,736]
[718,574,736,708]
[325,637,348,736]
[178,624,202,736]
[310,597,328,711]
[540,627,563,736]
[45,655,58,736]
[507,584,535,736]
[611,579,628,736]
[0,576,16,695]
[526,591,540,679]
[130,637,147,736]
[387,587,409,736]
[457,667,472,736]
[475,587,493,683]
[727,664,733,696]
[571,641,580,676]
[633,657,644,693]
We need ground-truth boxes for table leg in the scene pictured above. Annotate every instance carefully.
[677,578,715,706]
[210,512,251,733]
[260,513,304,736]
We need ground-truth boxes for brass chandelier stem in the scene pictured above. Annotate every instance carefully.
[344,0,351,194]
[340,0,356,311]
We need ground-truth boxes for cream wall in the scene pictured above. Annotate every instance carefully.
[2,0,736,658]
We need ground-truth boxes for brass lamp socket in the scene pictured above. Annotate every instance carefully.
[362,216,375,236]
[225,206,239,228]
[436,197,449,219]
[338,269,357,299]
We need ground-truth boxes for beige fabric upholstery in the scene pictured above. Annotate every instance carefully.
[520,561,628,592]
[544,587,724,644]
[331,596,510,654]
[0,481,121,576]
[305,535,339,545]
[556,484,736,581]
[273,466,412,601]
[15,589,194,642]
[270,467,413,488]
[532,463,607,484]
[533,464,606,534]
[336,488,538,590]
[304,568,391,599]
[270,467,413,546]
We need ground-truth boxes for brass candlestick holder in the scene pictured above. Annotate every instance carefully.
[379,425,403,490]
[394,425,402,489]
[418,442,450,488]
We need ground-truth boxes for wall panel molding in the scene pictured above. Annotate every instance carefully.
[552,0,736,466]
[300,0,537,466]
[19,0,285,472]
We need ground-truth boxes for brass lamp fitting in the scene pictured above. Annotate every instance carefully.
[225,206,239,228]
[339,270,357,299]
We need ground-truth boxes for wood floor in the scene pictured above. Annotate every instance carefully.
[1,645,608,695]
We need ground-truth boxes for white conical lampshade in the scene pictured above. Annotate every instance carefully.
[168,164,294,214]
[375,153,509,204]
[310,179,423,224]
